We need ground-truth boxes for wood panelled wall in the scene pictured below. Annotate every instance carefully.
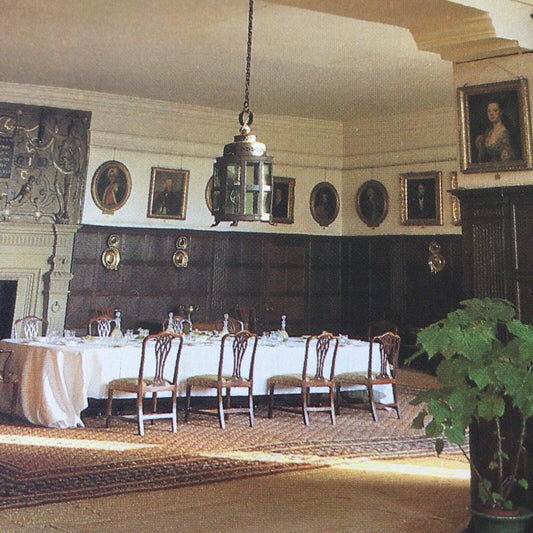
[66,226,463,341]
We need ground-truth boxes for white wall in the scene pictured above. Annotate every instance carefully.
[341,107,461,236]
[0,82,345,236]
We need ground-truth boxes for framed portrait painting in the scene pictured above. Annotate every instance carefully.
[310,182,340,227]
[355,180,388,227]
[91,160,131,215]
[147,167,189,220]
[400,171,443,226]
[458,78,533,173]
[271,176,295,224]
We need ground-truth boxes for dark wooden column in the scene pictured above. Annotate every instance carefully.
[454,185,533,508]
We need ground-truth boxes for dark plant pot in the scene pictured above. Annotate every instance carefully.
[470,506,533,533]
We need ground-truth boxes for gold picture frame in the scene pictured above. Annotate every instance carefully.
[271,176,295,224]
[450,171,461,226]
[91,160,132,215]
[205,176,214,214]
[147,167,189,220]
[400,171,443,226]
[458,78,533,173]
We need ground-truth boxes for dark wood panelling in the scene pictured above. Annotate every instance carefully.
[67,227,463,344]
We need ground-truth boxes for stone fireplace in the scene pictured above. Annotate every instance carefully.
[0,222,79,336]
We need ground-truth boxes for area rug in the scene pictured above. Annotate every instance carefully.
[0,385,465,510]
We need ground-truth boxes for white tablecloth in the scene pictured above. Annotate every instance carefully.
[0,336,385,429]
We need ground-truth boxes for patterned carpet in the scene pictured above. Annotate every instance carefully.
[0,385,464,510]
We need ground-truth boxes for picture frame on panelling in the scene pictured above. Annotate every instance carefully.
[355,180,389,227]
[147,167,189,220]
[400,171,443,226]
[271,176,295,224]
[457,78,533,173]
[309,182,340,228]
[91,160,132,215]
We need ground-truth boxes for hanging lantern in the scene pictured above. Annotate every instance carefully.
[211,0,273,226]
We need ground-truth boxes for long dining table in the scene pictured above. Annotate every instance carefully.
[0,334,390,429]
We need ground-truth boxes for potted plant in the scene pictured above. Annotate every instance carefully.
[410,298,533,533]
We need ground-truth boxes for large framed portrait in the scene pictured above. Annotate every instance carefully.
[458,78,533,173]
[310,182,340,227]
[355,180,388,227]
[400,171,443,226]
[147,167,189,220]
[271,176,295,224]
[91,160,131,215]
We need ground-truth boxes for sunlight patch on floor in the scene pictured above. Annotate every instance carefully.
[0,434,155,451]
[198,450,331,465]
[334,458,471,479]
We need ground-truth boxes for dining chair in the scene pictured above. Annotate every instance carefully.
[267,332,339,426]
[0,349,19,419]
[334,331,401,422]
[88,316,115,337]
[214,313,246,334]
[105,331,183,436]
[162,313,192,334]
[185,330,258,429]
[11,315,48,339]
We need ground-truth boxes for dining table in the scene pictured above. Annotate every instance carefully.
[0,334,391,429]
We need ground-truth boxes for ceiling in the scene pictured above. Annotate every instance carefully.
[1,0,532,122]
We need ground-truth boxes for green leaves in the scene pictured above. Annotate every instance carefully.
[410,298,533,510]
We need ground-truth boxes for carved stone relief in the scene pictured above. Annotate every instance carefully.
[0,103,91,224]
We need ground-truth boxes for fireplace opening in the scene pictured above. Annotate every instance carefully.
[0,281,17,339]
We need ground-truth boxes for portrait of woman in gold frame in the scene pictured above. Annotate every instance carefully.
[458,79,533,173]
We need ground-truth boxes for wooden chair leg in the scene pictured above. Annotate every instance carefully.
[171,392,178,433]
[151,392,158,425]
[137,393,145,436]
[185,384,192,422]
[334,382,341,415]
[217,387,225,429]
[329,385,336,425]
[105,389,114,428]
[268,383,275,418]
[248,388,254,428]
[225,387,230,421]
[302,386,310,426]
[392,383,401,419]
[368,385,378,422]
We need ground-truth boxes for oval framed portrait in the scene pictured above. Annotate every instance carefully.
[91,160,132,215]
[309,182,340,227]
[355,180,389,227]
